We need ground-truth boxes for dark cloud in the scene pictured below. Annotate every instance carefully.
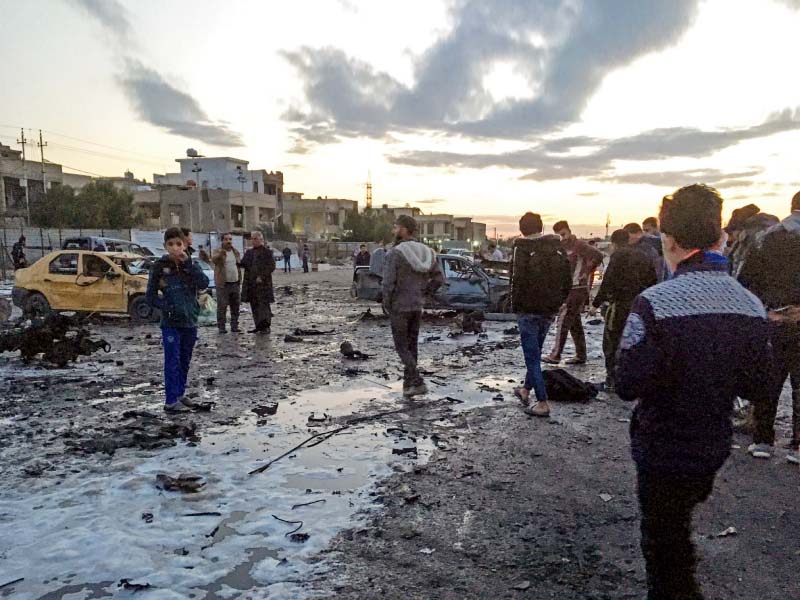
[67,0,243,148]
[595,168,763,187]
[388,110,800,182]
[119,61,243,147]
[70,0,132,41]
[284,1,700,143]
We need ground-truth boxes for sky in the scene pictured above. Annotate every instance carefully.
[1,0,799,237]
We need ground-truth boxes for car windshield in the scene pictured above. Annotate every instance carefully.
[196,259,212,271]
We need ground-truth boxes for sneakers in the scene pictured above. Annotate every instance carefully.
[747,443,774,459]
[403,383,428,398]
[524,401,551,418]
[179,396,196,408]
[164,402,191,413]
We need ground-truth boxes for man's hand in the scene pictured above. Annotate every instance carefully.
[588,306,598,317]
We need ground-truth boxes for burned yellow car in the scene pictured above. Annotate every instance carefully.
[12,250,155,321]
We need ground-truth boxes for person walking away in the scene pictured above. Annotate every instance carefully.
[590,230,656,392]
[543,221,603,365]
[509,212,571,417]
[382,215,443,398]
[282,245,292,273]
[11,235,27,270]
[616,184,770,600]
[739,190,800,463]
[211,233,241,333]
[488,244,504,261]
[302,245,310,273]
[370,241,388,276]
[241,231,276,333]
[145,228,210,413]
[726,207,778,277]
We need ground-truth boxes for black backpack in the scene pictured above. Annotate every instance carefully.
[510,236,572,315]
[543,368,598,403]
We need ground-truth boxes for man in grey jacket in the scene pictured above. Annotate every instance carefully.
[382,215,444,398]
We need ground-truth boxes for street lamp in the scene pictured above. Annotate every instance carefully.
[191,161,203,229]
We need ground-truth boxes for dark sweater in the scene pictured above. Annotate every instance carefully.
[146,256,209,328]
[616,251,770,477]
[593,246,657,307]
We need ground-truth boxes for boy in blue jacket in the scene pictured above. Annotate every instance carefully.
[146,227,209,413]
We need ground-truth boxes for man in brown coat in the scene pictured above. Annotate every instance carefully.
[211,232,242,333]
[543,220,604,365]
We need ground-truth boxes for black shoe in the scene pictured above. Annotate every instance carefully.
[248,328,260,333]
[218,328,227,334]
[231,326,241,333]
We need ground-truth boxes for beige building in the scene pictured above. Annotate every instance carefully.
[62,170,153,193]
[133,187,277,233]
[0,142,63,217]
[283,193,358,240]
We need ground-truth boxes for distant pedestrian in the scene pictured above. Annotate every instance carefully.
[543,220,603,365]
[355,244,371,267]
[616,184,769,600]
[590,229,656,392]
[198,245,210,263]
[181,228,196,258]
[739,190,800,463]
[487,244,504,261]
[625,221,665,281]
[282,245,292,273]
[211,233,242,333]
[382,215,444,398]
[302,245,310,273]
[370,240,388,276]
[11,235,27,270]
[509,212,571,417]
[726,206,778,277]
[241,231,276,333]
[145,227,210,413]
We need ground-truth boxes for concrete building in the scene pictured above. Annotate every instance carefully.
[62,170,152,193]
[0,142,63,217]
[154,157,283,197]
[133,188,277,233]
[283,193,358,240]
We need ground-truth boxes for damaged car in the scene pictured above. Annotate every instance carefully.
[352,253,509,312]
[11,250,157,321]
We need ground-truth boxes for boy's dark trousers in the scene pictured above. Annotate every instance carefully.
[389,310,422,387]
[162,327,198,405]
[637,469,715,600]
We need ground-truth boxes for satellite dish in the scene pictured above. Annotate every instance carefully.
[186,148,198,157]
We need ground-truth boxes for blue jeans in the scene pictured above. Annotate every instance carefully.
[162,327,198,405]
[518,315,552,402]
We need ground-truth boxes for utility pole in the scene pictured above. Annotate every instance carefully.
[37,130,47,189]
[191,161,202,230]
[365,171,373,211]
[605,213,611,240]
[17,128,30,225]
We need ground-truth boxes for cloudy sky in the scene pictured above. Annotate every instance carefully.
[1,0,799,236]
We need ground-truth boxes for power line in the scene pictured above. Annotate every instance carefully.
[40,128,174,163]
[48,141,169,168]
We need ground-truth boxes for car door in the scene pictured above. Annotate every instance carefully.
[437,256,489,308]
[44,252,82,310]
[78,254,126,312]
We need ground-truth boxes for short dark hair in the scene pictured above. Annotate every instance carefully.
[180,227,192,237]
[642,217,658,229]
[659,184,722,250]
[395,214,417,235]
[360,244,366,249]
[222,232,233,239]
[488,243,496,250]
[623,222,643,234]
[164,227,185,243]
[519,212,543,236]
[792,190,800,212]
[610,229,630,247]
[553,220,570,233]
[725,203,760,232]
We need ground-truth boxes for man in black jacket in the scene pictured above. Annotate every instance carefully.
[617,184,770,599]
[510,212,571,417]
[240,231,276,333]
[739,190,800,463]
[590,229,656,392]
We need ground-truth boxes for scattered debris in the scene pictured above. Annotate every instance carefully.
[141,512,154,523]
[599,493,613,503]
[513,581,531,591]
[252,403,279,417]
[392,447,418,457]
[0,314,110,367]
[190,401,214,412]
[0,578,24,590]
[284,335,305,343]
[340,341,370,360]
[715,526,738,538]
[293,328,333,336]
[155,474,205,493]
[289,532,310,543]
[181,512,222,517]
[118,579,152,592]
[291,499,327,510]
[307,412,330,426]
[503,325,519,335]
[586,318,603,326]
[419,547,435,555]
[205,377,216,386]
[272,514,304,536]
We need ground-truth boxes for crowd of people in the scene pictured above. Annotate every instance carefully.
[141,184,799,599]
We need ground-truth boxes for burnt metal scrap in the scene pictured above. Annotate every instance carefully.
[0,314,110,367]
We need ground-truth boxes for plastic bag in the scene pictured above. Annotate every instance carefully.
[197,292,217,326]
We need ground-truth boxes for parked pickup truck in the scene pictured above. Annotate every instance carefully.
[352,253,510,312]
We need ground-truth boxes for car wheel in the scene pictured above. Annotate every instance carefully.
[24,293,51,318]
[128,295,157,323]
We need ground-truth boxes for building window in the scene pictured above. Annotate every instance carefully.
[427,223,434,235]
[266,184,277,195]
[326,212,339,226]
[253,181,259,193]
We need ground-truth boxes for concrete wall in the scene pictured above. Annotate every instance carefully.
[0,157,63,215]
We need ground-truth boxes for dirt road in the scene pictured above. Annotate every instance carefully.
[1,268,798,599]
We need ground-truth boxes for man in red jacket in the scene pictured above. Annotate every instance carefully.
[543,220,603,365]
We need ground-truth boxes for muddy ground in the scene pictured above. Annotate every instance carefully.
[1,269,799,599]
